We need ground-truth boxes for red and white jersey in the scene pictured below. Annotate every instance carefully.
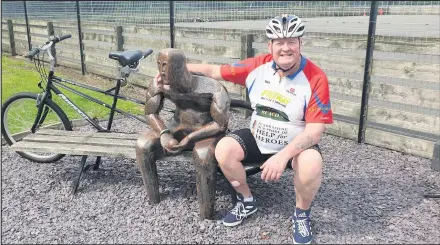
[220,53,333,154]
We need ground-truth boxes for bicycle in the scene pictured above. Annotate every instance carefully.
[1,34,253,164]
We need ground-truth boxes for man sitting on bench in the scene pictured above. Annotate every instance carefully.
[135,48,230,219]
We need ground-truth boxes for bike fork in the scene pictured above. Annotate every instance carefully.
[31,73,54,133]
[31,92,50,133]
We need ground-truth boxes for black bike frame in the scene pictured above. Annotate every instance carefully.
[30,70,152,133]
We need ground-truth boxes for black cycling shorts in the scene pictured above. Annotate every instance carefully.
[225,128,321,167]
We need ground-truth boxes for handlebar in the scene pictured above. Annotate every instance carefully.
[25,48,40,59]
[46,34,72,44]
[25,34,72,60]
[143,49,153,58]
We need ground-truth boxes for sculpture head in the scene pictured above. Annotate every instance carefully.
[157,48,191,89]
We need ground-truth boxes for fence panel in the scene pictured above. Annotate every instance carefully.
[365,1,440,158]
[1,1,27,54]
[75,1,171,86]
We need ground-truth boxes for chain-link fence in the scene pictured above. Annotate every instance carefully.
[2,1,439,159]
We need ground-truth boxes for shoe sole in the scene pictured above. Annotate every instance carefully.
[222,208,258,227]
[293,240,311,244]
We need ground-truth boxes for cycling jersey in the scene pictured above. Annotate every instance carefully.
[220,53,333,154]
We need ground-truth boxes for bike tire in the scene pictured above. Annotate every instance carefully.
[1,92,72,163]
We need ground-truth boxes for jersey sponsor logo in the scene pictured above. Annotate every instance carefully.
[313,92,331,114]
[231,63,248,67]
[253,121,290,146]
[255,104,289,122]
[260,90,291,107]
[286,87,296,95]
[264,80,270,84]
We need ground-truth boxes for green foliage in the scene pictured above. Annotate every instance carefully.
[1,55,143,121]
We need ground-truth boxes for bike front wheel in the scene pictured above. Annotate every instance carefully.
[1,92,72,163]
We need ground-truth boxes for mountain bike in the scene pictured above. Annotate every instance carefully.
[1,34,158,163]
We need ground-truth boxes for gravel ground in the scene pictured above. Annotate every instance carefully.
[2,109,440,244]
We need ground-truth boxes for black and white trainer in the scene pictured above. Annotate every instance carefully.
[222,193,258,227]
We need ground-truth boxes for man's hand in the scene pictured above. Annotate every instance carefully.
[260,153,290,182]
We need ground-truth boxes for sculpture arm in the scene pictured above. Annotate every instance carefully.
[144,80,167,133]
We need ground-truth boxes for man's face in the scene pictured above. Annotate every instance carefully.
[268,37,301,69]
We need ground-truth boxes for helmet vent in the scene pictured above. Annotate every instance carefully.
[288,24,296,32]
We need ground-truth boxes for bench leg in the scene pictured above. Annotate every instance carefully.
[71,155,88,195]
[93,156,102,170]
[136,132,162,204]
[193,137,220,220]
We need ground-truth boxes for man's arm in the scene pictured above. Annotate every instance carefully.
[276,123,326,162]
[187,63,224,81]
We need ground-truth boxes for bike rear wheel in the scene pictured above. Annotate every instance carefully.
[1,92,72,163]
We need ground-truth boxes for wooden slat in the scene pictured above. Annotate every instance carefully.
[23,134,136,148]
[11,141,137,159]
[365,128,435,159]
[36,129,139,140]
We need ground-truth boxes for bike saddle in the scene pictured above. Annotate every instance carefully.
[108,50,144,67]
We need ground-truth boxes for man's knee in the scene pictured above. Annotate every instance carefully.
[291,149,323,176]
[214,137,244,166]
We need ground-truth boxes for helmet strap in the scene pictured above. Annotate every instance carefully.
[273,62,296,75]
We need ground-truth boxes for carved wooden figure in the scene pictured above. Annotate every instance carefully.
[135,48,231,219]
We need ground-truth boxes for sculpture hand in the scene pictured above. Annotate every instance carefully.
[167,137,190,154]
[160,133,178,151]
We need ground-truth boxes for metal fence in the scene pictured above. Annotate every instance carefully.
[1,1,439,160]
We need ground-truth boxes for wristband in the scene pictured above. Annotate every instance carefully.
[160,128,170,136]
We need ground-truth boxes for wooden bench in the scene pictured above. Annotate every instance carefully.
[10,128,262,219]
[10,129,139,195]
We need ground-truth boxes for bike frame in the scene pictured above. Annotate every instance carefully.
[30,69,150,133]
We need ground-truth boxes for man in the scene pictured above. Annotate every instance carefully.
[156,14,333,244]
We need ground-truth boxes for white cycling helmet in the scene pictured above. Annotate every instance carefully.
[265,14,305,39]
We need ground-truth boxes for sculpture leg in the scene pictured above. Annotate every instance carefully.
[135,129,163,204]
[193,137,221,220]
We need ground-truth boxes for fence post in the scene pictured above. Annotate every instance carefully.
[240,34,254,118]
[357,0,378,144]
[115,26,124,51]
[432,140,440,171]
[76,1,86,75]
[47,21,57,66]
[7,20,16,56]
[169,0,175,48]
[23,1,31,50]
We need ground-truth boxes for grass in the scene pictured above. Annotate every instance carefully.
[1,55,144,133]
